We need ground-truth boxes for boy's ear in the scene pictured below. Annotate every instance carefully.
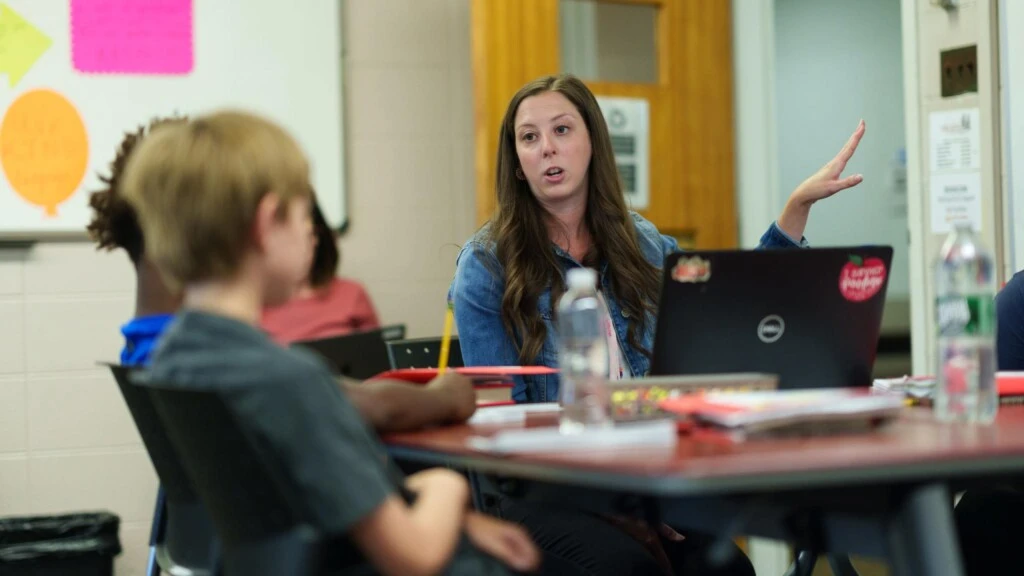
[251,192,283,252]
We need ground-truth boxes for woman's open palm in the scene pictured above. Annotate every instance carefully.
[791,120,866,205]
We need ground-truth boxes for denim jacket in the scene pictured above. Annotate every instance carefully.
[448,213,806,402]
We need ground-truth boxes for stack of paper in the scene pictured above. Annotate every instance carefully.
[467,419,678,454]
[872,375,935,404]
[660,389,904,439]
[467,402,561,425]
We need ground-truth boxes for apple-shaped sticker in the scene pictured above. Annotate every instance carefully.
[839,255,887,302]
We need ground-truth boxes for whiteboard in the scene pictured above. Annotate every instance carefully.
[0,0,346,239]
[1003,0,1024,271]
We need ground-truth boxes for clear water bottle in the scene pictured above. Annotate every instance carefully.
[557,267,612,433]
[934,224,998,424]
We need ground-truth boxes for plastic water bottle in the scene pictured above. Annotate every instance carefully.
[557,268,613,433]
[934,224,998,424]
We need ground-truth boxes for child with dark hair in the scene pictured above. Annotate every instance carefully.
[262,196,380,343]
[88,120,475,433]
[87,117,187,365]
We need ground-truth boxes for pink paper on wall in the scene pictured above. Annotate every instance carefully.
[71,0,193,74]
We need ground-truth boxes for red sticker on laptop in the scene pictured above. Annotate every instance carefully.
[671,256,711,283]
[839,255,887,302]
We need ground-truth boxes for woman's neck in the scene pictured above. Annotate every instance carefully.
[542,194,591,262]
[292,281,326,300]
[293,285,316,299]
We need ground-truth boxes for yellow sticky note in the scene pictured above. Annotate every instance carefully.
[0,4,52,87]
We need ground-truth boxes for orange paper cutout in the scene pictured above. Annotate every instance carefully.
[1,89,89,217]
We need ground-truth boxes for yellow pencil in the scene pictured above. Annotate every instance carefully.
[438,300,455,374]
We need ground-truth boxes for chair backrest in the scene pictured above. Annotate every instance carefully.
[293,324,405,379]
[109,365,199,504]
[147,383,337,576]
[145,385,302,548]
[108,364,219,573]
[386,337,464,369]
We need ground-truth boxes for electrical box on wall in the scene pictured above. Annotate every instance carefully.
[941,44,978,97]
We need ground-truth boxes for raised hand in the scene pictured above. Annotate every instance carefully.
[777,120,866,241]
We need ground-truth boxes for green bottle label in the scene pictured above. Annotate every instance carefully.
[936,295,995,337]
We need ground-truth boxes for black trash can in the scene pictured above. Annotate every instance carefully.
[0,512,121,576]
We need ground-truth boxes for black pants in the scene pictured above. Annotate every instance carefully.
[954,486,1024,575]
[499,499,755,576]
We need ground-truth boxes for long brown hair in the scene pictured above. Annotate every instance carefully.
[488,74,661,365]
[308,195,340,289]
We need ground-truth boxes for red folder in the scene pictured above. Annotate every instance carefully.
[370,366,558,407]
[370,366,558,384]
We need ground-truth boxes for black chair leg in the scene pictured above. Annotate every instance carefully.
[783,550,817,576]
[146,487,167,576]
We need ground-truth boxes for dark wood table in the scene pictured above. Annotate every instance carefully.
[386,407,1024,576]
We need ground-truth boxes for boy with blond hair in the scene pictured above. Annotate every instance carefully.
[122,111,540,576]
[89,117,478,434]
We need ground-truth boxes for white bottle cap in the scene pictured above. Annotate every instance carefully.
[566,267,598,290]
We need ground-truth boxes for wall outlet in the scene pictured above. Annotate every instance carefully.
[941,44,978,97]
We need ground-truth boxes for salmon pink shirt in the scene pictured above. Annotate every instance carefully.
[262,278,380,344]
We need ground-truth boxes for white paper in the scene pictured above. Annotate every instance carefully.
[596,96,650,210]
[929,108,981,172]
[468,419,677,454]
[468,403,561,425]
[930,172,983,233]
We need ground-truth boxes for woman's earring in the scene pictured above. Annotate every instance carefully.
[515,168,526,180]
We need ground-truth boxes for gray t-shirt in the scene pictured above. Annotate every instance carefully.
[147,311,510,576]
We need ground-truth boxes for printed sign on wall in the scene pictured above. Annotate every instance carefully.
[596,96,650,210]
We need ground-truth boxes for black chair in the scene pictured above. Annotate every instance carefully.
[146,384,330,576]
[383,339,491,507]
[784,550,859,576]
[386,336,463,369]
[293,324,405,379]
[108,364,219,576]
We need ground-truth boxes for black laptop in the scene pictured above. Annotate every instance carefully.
[650,247,893,389]
[293,325,406,380]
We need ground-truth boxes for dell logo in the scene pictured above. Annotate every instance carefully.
[757,315,785,344]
